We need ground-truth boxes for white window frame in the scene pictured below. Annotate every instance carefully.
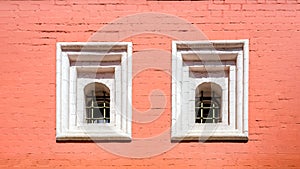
[171,40,249,141]
[56,42,132,141]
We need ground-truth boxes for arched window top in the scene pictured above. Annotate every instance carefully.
[195,82,222,124]
[84,82,110,124]
[84,82,110,97]
[195,82,222,99]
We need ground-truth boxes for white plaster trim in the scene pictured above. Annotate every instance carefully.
[171,40,249,141]
[56,42,132,141]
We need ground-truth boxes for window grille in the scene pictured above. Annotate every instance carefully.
[195,91,221,123]
[86,90,110,124]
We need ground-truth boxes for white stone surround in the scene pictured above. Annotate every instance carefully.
[171,40,249,141]
[56,42,132,141]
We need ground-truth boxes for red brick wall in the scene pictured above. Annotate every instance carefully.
[0,0,299,168]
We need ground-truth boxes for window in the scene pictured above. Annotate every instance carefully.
[171,40,249,141]
[56,42,132,141]
[195,83,222,124]
[84,82,110,124]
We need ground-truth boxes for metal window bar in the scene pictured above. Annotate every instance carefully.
[195,91,221,123]
[86,90,110,124]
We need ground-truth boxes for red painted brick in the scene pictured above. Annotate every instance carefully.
[230,4,242,10]
[208,4,230,10]
[0,0,299,168]
[225,0,246,3]
[18,4,39,11]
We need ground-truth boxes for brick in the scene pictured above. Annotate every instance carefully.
[208,4,230,10]
[230,4,242,10]
[213,0,226,4]
[0,3,19,11]
[277,0,287,3]
[225,0,246,3]
[257,0,266,3]
[18,4,40,11]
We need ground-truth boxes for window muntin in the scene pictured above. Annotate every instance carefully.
[195,92,221,123]
[85,83,110,124]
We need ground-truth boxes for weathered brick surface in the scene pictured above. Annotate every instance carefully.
[0,0,299,168]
